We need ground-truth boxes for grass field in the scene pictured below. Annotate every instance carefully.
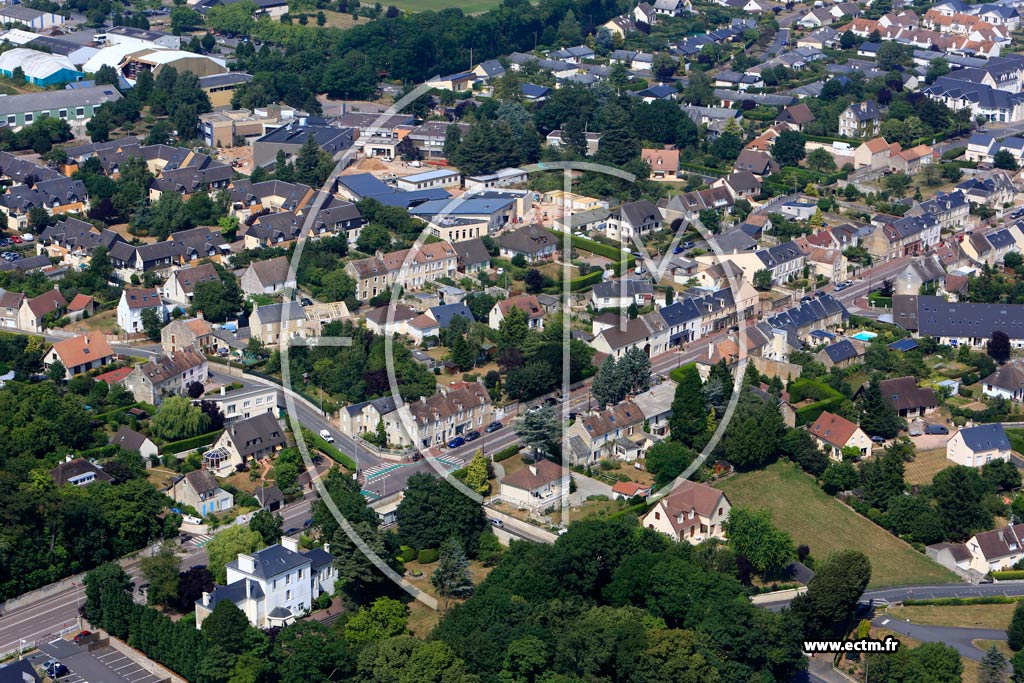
[385,0,503,11]
[887,603,1016,631]
[904,448,949,486]
[716,462,958,588]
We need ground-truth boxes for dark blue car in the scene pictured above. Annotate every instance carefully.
[447,436,466,449]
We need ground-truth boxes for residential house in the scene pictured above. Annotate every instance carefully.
[604,200,662,243]
[854,137,898,170]
[18,287,66,332]
[204,412,286,477]
[202,385,279,425]
[862,214,942,262]
[117,288,165,335]
[346,242,458,301]
[170,470,233,517]
[402,382,494,449]
[962,523,1024,574]
[162,263,220,308]
[339,395,410,448]
[0,289,24,328]
[641,148,680,180]
[565,400,645,465]
[499,459,571,511]
[590,313,670,359]
[43,333,115,379]
[611,481,653,500]
[983,359,1024,401]
[878,376,938,417]
[453,238,492,274]
[254,485,284,512]
[161,317,217,354]
[956,172,1016,213]
[734,149,779,176]
[814,339,864,369]
[591,279,654,310]
[809,410,873,460]
[839,101,882,138]
[893,254,947,296]
[109,426,159,460]
[50,458,113,487]
[489,295,546,331]
[630,381,676,436]
[917,295,1024,348]
[641,480,731,544]
[497,225,558,262]
[66,294,96,322]
[947,423,1011,467]
[890,144,938,175]
[250,301,317,344]
[240,256,295,297]
[195,537,336,629]
[123,349,208,405]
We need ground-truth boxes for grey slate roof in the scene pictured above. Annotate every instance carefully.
[917,295,1024,340]
[227,543,308,579]
[591,279,654,299]
[958,423,1010,453]
[429,302,473,329]
[822,339,859,364]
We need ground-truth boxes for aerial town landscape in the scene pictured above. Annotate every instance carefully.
[10,0,1024,680]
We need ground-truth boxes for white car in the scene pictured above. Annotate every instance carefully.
[319,429,335,443]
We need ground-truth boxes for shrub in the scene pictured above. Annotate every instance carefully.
[959,387,974,398]
[398,545,417,563]
[417,548,439,564]
[903,596,1021,606]
[494,445,520,462]
[992,570,1024,580]
[669,362,698,384]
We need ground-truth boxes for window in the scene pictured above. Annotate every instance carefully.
[654,511,660,520]
[58,109,67,119]
[76,107,84,118]
[6,115,13,125]
[23,113,32,124]
[286,589,291,600]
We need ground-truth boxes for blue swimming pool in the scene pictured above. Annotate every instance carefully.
[851,331,877,342]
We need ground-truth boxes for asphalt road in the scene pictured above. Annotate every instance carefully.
[871,616,1005,661]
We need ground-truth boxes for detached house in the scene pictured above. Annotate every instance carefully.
[43,333,115,379]
[605,200,662,242]
[19,287,66,332]
[566,400,645,465]
[499,459,571,511]
[983,359,1024,401]
[488,295,546,331]
[497,225,558,262]
[170,470,233,517]
[161,317,217,354]
[946,423,1011,467]
[51,458,113,487]
[964,523,1024,574]
[877,376,938,418]
[204,412,286,477]
[123,349,208,405]
[641,480,731,545]
[162,263,220,308]
[809,410,872,461]
[839,101,882,138]
[240,256,296,297]
[117,287,165,335]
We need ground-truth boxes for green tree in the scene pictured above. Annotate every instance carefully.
[980,645,1008,683]
[432,537,474,611]
[556,8,582,45]
[771,130,806,167]
[1010,601,1024,650]
[683,70,713,106]
[988,330,1011,364]
[448,333,475,372]
[591,354,623,409]
[498,304,529,350]
[201,600,253,654]
[513,406,559,459]
[805,148,837,173]
[644,441,695,488]
[651,53,677,81]
[883,171,912,197]
[932,465,992,540]
[925,58,950,85]
[560,116,589,157]
[170,5,203,32]
[47,358,66,382]
[790,550,871,637]
[344,596,408,645]
[669,364,707,450]
[140,307,163,341]
[753,268,773,291]
[356,223,393,253]
[150,396,211,441]
[140,541,180,607]
[462,450,489,495]
[596,103,639,166]
[858,378,904,438]
[83,563,133,625]
[206,525,264,583]
[723,506,796,578]
[717,389,785,470]
[877,41,908,70]
[995,149,1019,170]
[840,30,858,50]
[320,269,356,303]
[396,473,487,555]
[248,508,283,545]
[443,124,462,160]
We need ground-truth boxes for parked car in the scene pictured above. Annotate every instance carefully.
[681,241,695,249]
[870,436,886,444]
[924,424,949,435]
[490,519,504,528]
[303,518,313,528]
[485,421,503,433]
[673,245,685,254]
[544,397,557,407]
[301,297,313,306]
[319,429,335,443]
[447,436,465,449]
[284,527,299,535]
[527,405,542,414]
[73,630,92,645]
[800,295,813,303]
[465,431,481,442]
[411,452,423,461]
[44,660,68,678]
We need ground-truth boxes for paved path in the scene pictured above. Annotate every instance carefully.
[872,616,1004,661]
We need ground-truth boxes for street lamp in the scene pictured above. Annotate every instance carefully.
[18,639,25,660]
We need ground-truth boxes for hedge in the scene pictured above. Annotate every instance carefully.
[795,396,847,426]
[991,570,1024,580]
[788,378,843,404]
[902,596,1022,606]
[669,362,697,384]
[569,269,605,292]
[398,545,417,563]
[494,445,520,462]
[418,548,439,564]
[678,162,726,177]
[302,428,356,469]
[162,430,222,454]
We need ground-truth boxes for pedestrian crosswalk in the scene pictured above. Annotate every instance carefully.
[191,534,214,547]
[434,455,462,470]
[363,463,406,482]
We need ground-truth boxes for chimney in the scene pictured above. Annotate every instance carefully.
[196,310,204,321]
[238,553,256,574]
[323,542,330,555]
[220,385,226,395]
[202,591,210,607]
[281,535,299,553]
[529,464,537,476]
[245,580,251,598]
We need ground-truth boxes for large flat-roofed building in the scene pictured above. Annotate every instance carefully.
[105,25,182,49]
[253,119,354,168]
[118,48,227,82]
[0,85,121,131]
[199,72,255,108]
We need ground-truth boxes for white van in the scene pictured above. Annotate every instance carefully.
[319,429,335,443]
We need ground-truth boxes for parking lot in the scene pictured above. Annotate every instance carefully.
[33,635,165,683]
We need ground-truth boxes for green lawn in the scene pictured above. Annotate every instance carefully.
[387,0,503,11]
[717,462,958,588]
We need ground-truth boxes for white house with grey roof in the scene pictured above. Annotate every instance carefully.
[0,84,121,132]
[917,295,1024,348]
[591,279,654,309]
[195,536,336,629]
[947,423,1011,467]
[605,200,662,243]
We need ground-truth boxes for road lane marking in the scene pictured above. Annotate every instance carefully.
[881,619,890,625]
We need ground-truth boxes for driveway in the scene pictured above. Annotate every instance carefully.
[872,616,1004,661]
[569,472,613,504]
